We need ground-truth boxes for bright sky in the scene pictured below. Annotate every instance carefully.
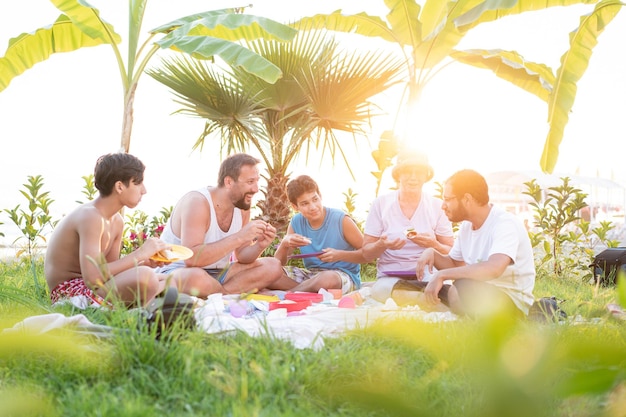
[1,0,625,245]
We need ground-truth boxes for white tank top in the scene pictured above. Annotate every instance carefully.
[160,187,243,269]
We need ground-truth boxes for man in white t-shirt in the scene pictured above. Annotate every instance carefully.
[394,169,535,317]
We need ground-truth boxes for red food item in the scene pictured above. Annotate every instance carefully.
[269,300,312,312]
[285,292,324,303]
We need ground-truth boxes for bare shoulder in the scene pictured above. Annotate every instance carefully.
[55,203,100,230]
[176,190,209,214]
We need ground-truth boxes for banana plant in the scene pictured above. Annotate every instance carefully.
[293,0,621,174]
[0,0,296,153]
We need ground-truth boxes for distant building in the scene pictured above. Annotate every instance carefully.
[485,170,626,225]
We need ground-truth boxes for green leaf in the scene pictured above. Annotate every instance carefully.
[454,0,520,27]
[128,0,148,73]
[456,0,601,31]
[540,0,623,173]
[451,49,555,101]
[0,15,107,92]
[156,36,283,84]
[292,11,398,42]
[169,14,297,42]
[51,0,121,43]
[150,8,255,34]
[385,0,422,46]
[154,13,298,84]
[413,18,463,69]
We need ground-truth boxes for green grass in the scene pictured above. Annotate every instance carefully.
[1,259,626,417]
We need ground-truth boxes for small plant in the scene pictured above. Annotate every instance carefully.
[121,207,172,255]
[3,175,58,296]
[370,130,399,197]
[342,187,364,230]
[524,177,618,279]
[75,174,97,204]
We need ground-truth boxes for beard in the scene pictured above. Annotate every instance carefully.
[234,193,254,210]
[446,205,468,223]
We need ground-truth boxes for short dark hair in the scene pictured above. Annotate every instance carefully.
[218,153,260,187]
[446,169,489,206]
[287,175,320,205]
[94,153,145,197]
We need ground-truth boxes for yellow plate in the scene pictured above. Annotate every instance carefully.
[150,244,193,263]
[245,294,280,302]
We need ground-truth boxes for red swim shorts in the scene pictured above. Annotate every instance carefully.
[50,278,110,307]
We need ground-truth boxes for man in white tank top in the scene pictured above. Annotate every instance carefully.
[158,153,297,297]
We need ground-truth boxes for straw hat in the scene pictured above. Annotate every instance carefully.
[391,152,434,182]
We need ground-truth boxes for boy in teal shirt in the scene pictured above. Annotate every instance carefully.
[275,175,366,294]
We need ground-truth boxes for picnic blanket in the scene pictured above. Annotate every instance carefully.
[195,287,457,350]
[6,283,457,350]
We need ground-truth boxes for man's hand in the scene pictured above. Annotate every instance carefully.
[416,248,436,280]
[256,222,277,248]
[241,220,272,246]
[424,274,444,306]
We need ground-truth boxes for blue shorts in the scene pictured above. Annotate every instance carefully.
[203,265,230,284]
[282,266,356,294]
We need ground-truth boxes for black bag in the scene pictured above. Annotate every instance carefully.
[590,247,626,286]
[145,287,197,338]
[528,297,567,323]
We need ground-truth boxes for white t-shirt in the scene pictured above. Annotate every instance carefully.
[449,205,536,314]
[364,190,453,277]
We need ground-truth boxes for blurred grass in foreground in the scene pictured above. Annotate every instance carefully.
[0,261,625,416]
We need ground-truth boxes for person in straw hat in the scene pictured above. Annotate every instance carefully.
[362,150,454,280]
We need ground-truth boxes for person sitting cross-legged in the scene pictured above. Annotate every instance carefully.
[45,153,171,308]
[274,175,367,295]
[391,169,536,318]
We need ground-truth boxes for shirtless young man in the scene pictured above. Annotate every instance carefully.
[158,153,295,296]
[45,153,170,308]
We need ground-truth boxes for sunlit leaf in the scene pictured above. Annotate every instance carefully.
[451,49,555,101]
[540,0,622,173]
[419,0,450,40]
[164,14,297,42]
[385,0,422,46]
[51,0,120,42]
[456,0,601,30]
[156,36,283,84]
[292,11,397,42]
[0,16,109,92]
[150,8,254,34]
[127,0,148,72]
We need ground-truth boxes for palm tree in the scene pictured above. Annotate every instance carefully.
[0,0,296,153]
[293,0,621,174]
[147,23,404,231]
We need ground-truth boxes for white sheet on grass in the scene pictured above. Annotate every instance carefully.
[195,289,457,350]
[5,289,457,350]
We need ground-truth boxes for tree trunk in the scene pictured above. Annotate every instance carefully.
[120,82,138,153]
[256,172,291,235]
